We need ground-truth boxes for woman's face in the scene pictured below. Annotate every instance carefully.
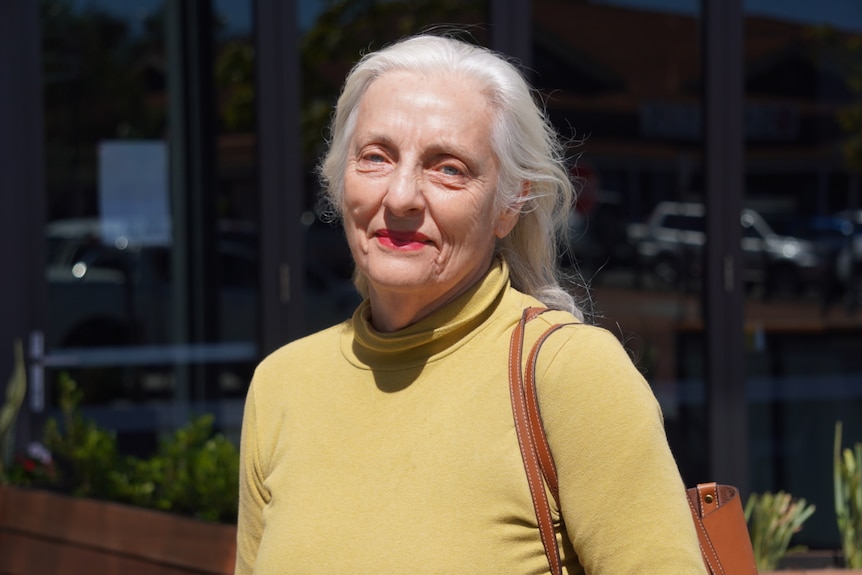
[342,70,519,317]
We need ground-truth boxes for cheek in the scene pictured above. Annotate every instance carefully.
[466,195,503,238]
[342,212,369,259]
[341,192,381,258]
[440,204,497,250]
[343,173,380,217]
[343,203,375,236]
[341,181,368,227]
[342,208,369,248]
[342,174,359,211]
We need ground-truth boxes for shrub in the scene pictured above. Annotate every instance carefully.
[111,413,239,522]
[43,373,120,497]
[835,420,862,568]
[744,490,815,572]
[39,374,238,523]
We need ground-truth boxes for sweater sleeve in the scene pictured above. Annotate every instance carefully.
[535,324,707,575]
[234,380,269,575]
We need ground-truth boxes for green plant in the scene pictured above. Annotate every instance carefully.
[111,414,239,522]
[744,490,815,572]
[835,420,862,568]
[42,372,121,497]
[0,339,27,484]
[36,373,239,523]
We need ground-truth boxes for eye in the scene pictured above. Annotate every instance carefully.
[356,148,390,170]
[440,165,461,176]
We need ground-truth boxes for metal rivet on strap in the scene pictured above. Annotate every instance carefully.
[704,494,714,504]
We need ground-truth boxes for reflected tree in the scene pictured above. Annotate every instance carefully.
[811,26,862,173]
[42,0,167,220]
[299,0,486,167]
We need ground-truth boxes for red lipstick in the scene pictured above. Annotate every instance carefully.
[376,229,430,250]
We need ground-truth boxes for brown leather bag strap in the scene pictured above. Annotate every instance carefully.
[509,307,570,575]
[524,322,576,508]
[688,483,725,574]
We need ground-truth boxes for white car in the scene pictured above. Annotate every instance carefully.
[627,201,821,294]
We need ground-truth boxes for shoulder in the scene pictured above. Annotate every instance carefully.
[251,321,349,388]
[241,321,351,459]
[529,318,660,417]
[534,318,637,369]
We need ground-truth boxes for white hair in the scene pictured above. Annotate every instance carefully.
[318,33,585,321]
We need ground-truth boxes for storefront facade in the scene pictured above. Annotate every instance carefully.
[2,0,861,548]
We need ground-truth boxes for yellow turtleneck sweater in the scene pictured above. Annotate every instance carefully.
[235,259,706,574]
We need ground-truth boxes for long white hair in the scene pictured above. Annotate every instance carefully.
[318,34,585,321]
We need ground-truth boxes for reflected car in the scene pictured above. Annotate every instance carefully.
[45,218,360,350]
[833,210,862,305]
[627,201,820,294]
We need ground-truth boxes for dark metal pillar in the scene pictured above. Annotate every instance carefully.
[491,0,532,71]
[703,0,748,492]
[0,0,45,450]
[167,0,219,403]
[256,0,305,354]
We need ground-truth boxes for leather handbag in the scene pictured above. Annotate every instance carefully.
[509,307,758,574]
[687,482,758,574]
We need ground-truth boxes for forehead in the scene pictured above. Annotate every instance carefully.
[360,69,492,117]
[352,71,497,153]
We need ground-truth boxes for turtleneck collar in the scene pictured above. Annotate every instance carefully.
[342,258,510,369]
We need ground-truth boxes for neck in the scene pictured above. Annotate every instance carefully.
[367,286,464,333]
[366,262,495,333]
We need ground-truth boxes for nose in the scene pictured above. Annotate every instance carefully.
[382,164,425,217]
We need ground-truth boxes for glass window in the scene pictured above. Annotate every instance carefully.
[532,0,706,481]
[41,0,256,450]
[744,0,862,550]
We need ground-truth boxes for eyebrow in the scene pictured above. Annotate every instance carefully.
[351,132,394,155]
[355,132,392,145]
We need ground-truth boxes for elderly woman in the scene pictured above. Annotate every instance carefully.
[235,34,706,574]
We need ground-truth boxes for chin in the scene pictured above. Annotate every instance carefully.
[367,272,434,292]
[363,256,435,282]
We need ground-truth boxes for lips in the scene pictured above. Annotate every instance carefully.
[376,229,431,251]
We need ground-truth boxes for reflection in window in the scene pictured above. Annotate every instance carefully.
[744,0,862,551]
[41,1,259,419]
[533,0,707,482]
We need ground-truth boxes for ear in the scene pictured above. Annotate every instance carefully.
[494,182,529,239]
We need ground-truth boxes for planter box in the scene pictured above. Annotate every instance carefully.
[762,571,862,574]
[0,485,236,575]
[761,549,862,574]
